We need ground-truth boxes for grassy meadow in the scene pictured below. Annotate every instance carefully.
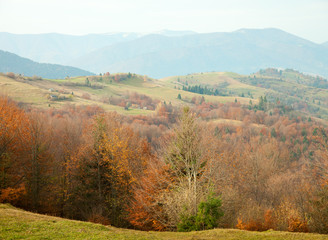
[1,204,328,240]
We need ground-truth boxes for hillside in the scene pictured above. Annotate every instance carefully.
[1,68,328,119]
[1,71,328,236]
[0,50,93,79]
[1,204,327,240]
[162,69,328,119]
[69,28,328,78]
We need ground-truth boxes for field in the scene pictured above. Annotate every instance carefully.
[1,69,328,119]
[1,204,328,240]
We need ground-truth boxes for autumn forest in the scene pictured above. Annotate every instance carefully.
[1,91,328,234]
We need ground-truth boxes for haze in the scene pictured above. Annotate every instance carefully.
[0,0,327,43]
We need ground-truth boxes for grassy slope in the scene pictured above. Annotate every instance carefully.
[1,204,328,240]
[161,72,260,104]
[0,75,153,115]
[1,70,328,119]
[0,75,50,107]
[0,73,255,115]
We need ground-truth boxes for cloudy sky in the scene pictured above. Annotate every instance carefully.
[0,0,327,43]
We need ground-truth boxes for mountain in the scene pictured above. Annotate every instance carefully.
[152,29,197,37]
[1,29,328,78]
[0,31,197,66]
[0,50,93,79]
[69,28,328,78]
[323,41,328,48]
[0,32,142,65]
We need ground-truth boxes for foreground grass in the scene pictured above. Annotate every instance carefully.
[1,204,328,240]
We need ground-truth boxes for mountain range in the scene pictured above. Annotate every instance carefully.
[1,28,327,78]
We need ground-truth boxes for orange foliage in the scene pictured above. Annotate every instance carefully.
[88,214,111,226]
[0,184,26,204]
[0,96,30,205]
[128,161,172,231]
[236,218,267,231]
[287,216,309,232]
[236,210,276,231]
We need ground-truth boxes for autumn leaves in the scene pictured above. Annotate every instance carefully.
[1,96,328,233]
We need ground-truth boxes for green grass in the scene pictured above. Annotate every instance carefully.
[0,75,49,106]
[1,204,328,240]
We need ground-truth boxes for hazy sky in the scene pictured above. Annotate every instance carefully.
[0,0,327,43]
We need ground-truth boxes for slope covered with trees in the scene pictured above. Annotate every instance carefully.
[1,95,328,234]
[0,50,93,79]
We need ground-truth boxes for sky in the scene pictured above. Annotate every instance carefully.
[0,0,327,43]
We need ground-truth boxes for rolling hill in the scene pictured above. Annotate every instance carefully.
[1,68,327,120]
[1,204,327,240]
[0,50,93,79]
[69,28,328,78]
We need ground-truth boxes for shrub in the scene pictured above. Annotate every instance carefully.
[177,193,223,232]
[88,214,111,226]
[81,93,91,100]
[236,209,276,231]
[6,72,16,79]
[288,216,308,232]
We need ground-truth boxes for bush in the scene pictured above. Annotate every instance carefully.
[177,193,223,232]
[81,93,91,100]
[236,210,276,232]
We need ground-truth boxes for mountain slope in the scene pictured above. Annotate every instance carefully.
[70,28,328,78]
[0,50,93,79]
[0,31,195,65]
[0,32,141,64]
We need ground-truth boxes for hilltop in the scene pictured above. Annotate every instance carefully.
[1,204,327,240]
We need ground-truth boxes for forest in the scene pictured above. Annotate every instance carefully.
[0,94,328,234]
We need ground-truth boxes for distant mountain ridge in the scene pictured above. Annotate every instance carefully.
[70,28,328,78]
[0,50,93,79]
[0,32,141,64]
[0,31,194,65]
[1,29,328,78]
